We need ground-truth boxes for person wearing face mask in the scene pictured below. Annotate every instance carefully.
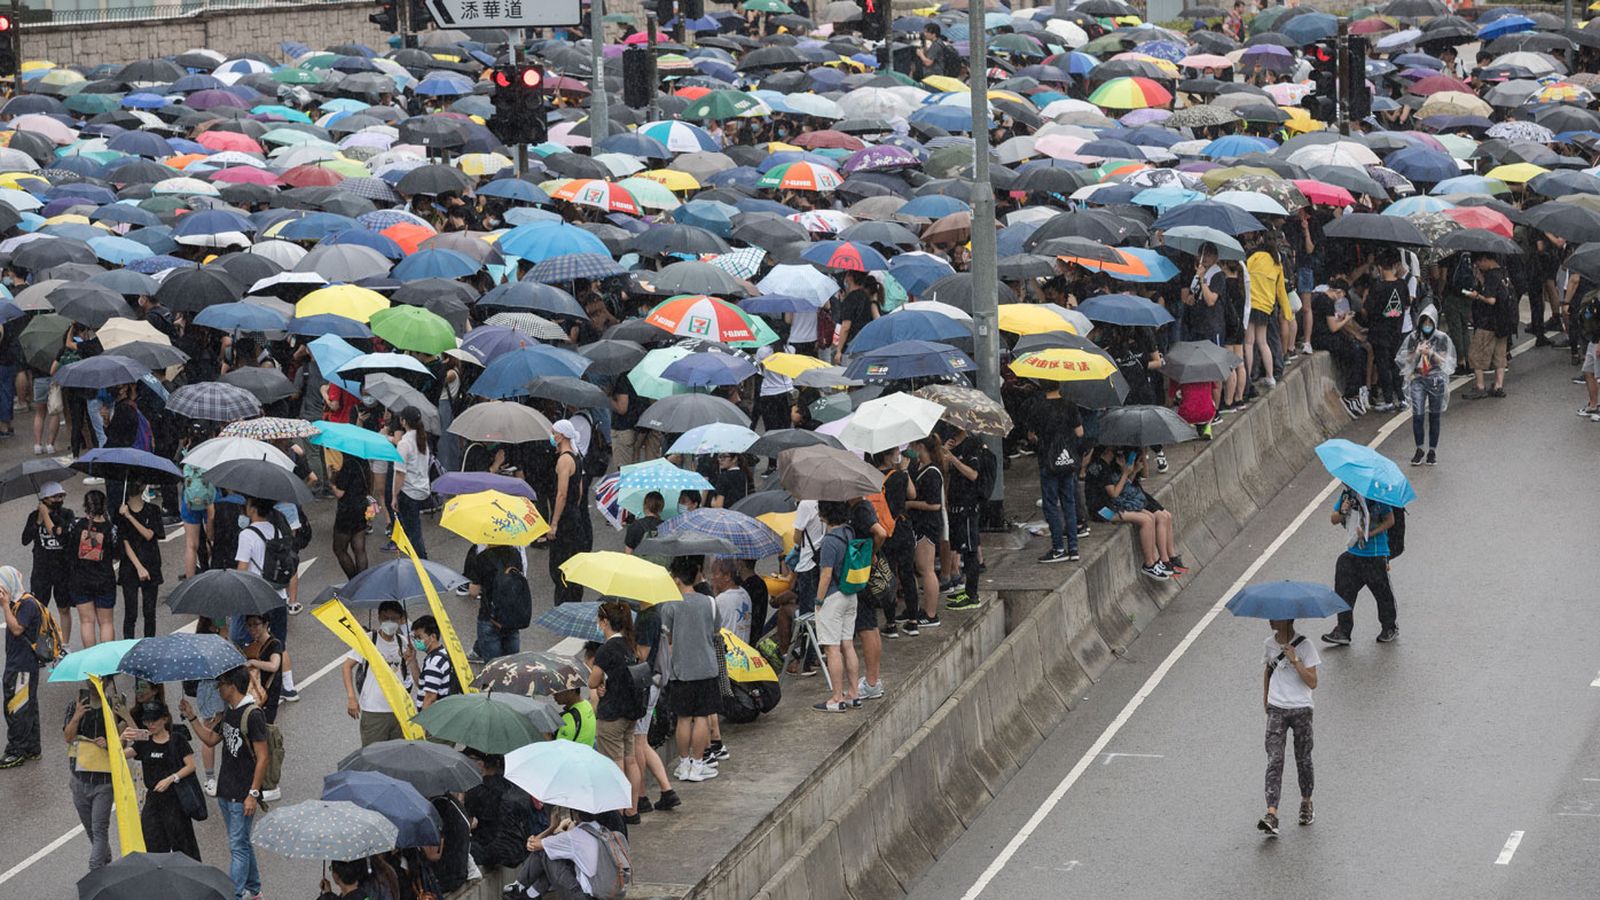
[240,614,283,726]
[116,482,165,640]
[340,600,420,747]
[1395,305,1456,467]
[22,482,75,648]
[119,702,200,861]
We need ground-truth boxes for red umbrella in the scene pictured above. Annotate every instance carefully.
[1442,206,1513,238]
[1349,16,1395,34]
[1409,74,1473,96]
[623,30,671,44]
[1290,179,1355,207]
[280,165,346,188]
[196,130,264,154]
[209,166,282,186]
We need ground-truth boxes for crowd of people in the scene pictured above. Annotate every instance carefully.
[0,0,1598,896]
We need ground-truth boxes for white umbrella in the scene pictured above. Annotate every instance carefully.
[1045,18,1089,47]
[899,300,973,322]
[1211,190,1290,217]
[838,89,915,119]
[783,93,844,120]
[504,741,633,813]
[97,318,170,350]
[839,394,945,454]
[1285,141,1381,168]
[248,239,309,269]
[183,436,295,472]
[757,263,839,305]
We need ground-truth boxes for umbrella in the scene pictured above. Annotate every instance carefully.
[637,533,739,557]
[218,368,296,404]
[668,422,760,455]
[203,458,314,506]
[842,340,977,382]
[1226,581,1350,619]
[527,376,609,408]
[77,852,234,900]
[1323,213,1432,246]
[1096,405,1202,446]
[638,393,749,432]
[167,382,262,422]
[504,741,633,814]
[657,508,785,558]
[1163,341,1244,382]
[471,649,590,696]
[838,393,945,454]
[432,471,538,504]
[166,569,284,617]
[364,375,442,433]
[309,421,403,462]
[333,558,470,608]
[778,445,882,501]
[411,693,550,753]
[616,459,715,517]
[0,458,77,503]
[219,418,320,441]
[337,739,483,796]
[116,634,246,683]
[53,355,150,390]
[557,551,680,605]
[48,640,140,683]
[722,627,779,683]
[1315,438,1416,507]
[71,448,182,485]
[368,304,456,355]
[440,490,549,546]
[320,771,441,849]
[18,313,72,372]
[910,384,1014,436]
[535,602,605,642]
[253,800,399,860]
[181,436,293,472]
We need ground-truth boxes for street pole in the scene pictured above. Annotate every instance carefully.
[512,37,529,179]
[646,14,661,122]
[966,0,1003,509]
[1564,0,1573,29]
[1335,16,1349,137]
[589,0,610,144]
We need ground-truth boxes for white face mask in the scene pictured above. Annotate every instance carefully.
[237,514,250,530]
[378,620,402,637]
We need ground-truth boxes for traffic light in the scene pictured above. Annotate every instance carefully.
[370,0,397,33]
[1344,36,1371,122]
[0,13,16,82]
[1306,39,1336,123]
[859,0,887,40]
[489,65,547,147]
[623,47,655,109]
[681,0,704,19]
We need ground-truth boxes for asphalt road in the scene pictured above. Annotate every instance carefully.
[910,345,1600,900]
[0,433,617,898]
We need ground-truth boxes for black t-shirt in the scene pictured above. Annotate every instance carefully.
[466,545,522,622]
[132,734,193,790]
[1082,457,1120,519]
[880,468,909,519]
[623,514,661,552]
[713,466,747,508]
[634,604,664,674]
[592,635,638,722]
[334,457,370,530]
[848,498,880,544]
[4,595,41,674]
[909,464,944,538]
[1184,277,1227,340]
[612,375,642,432]
[1366,277,1407,334]
[1480,266,1517,336]
[105,401,139,449]
[215,700,268,802]
[116,503,165,586]
[946,438,988,508]
[1310,291,1338,343]
[22,505,75,574]
[430,795,472,894]
[67,518,118,598]
[840,289,873,332]
[1026,395,1081,468]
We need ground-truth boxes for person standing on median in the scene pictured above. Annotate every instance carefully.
[341,601,422,746]
[812,501,862,712]
[1,565,44,769]
[1259,618,1318,837]
[1026,380,1085,564]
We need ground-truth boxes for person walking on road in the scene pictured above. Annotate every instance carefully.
[1396,305,1455,467]
[1322,486,1399,645]
[1259,619,1319,837]
[392,406,433,559]
[547,419,593,605]
[182,667,268,900]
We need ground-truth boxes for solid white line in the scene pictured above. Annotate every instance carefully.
[1495,831,1525,865]
[957,390,1429,899]
[1590,673,1600,688]
[0,826,84,887]
[298,648,351,689]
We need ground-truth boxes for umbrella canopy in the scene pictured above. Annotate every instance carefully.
[778,445,883,501]
[1096,405,1203,446]
[471,649,591,696]
[558,551,680,604]
[332,558,470,608]
[165,569,284,617]
[320,770,441,849]
[411,692,550,752]
[337,739,483,796]
[117,634,246,683]
[1315,438,1417,507]
[838,393,945,454]
[203,458,314,505]
[77,852,234,900]
[504,740,633,813]
[657,507,785,558]
[253,800,399,860]
[1226,581,1350,619]
[439,490,549,546]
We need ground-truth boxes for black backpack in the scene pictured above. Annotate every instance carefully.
[249,510,299,588]
[1387,507,1407,560]
[488,563,532,630]
[622,660,651,721]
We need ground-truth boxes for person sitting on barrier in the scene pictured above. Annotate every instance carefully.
[1081,445,1183,581]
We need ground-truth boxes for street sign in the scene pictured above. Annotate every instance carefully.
[423,0,580,28]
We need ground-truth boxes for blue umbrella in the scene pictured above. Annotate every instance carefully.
[310,421,403,462]
[391,247,480,281]
[288,314,374,340]
[432,471,538,502]
[909,104,988,133]
[86,235,155,265]
[49,640,140,683]
[1477,14,1534,39]
[740,294,820,315]
[333,558,471,609]
[321,770,441,849]
[306,333,364,393]
[1200,135,1278,159]
[842,339,976,382]
[459,325,535,362]
[477,179,551,205]
[1077,293,1176,327]
[497,222,608,262]
[116,634,246,682]
[322,228,405,259]
[1314,438,1416,507]
[616,458,714,517]
[886,254,957,297]
[170,209,256,242]
[72,447,182,483]
[193,301,290,333]
[1103,247,1182,284]
[672,199,739,236]
[657,507,785,558]
[667,422,760,455]
[471,346,590,398]
[1280,11,1337,44]
[1226,581,1350,619]
[478,282,586,318]
[848,309,971,353]
[897,194,970,219]
[535,601,605,641]
[595,132,671,160]
[1384,146,1460,184]
[1152,201,1265,236]
[660,352,758,388]
[274,212,361,242]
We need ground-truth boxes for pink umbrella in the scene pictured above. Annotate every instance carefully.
[1035,133,1088,160]
[197,130,263,153]
[623,31,671,44]
[209,166,282,185]
[549,121,591,148]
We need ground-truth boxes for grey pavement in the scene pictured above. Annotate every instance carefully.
[909,345,1600,900]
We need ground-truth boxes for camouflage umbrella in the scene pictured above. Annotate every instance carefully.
[1217,175,1308,212]
[471,649,589,698]
[1408,211,1464,265]
[1166,105,1243,129]
[911,383,1015,436]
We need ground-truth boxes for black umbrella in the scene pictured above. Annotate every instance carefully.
[526,375,608,408]
[730,215,812,249]
[204,458,314,506]
[730,489,799,516]
[1433,229,1520,256]
[922,273,1018,313]
[638,393,749,432]
[166,569,285,617]
[12,237,96,272]
[575,339,647,376]
[53,355,150,390]
[396,163,473,196]
[749,428,843,457]
[154,267,245,313]
[1058,369,1131,409]
[630,224,731,257]
[337,739,483,797]
[1323,213,1431,246]
[77,851,233,900]
[1097,405,1200,447]
[1524,202,1600,243]
[0,458,76,503]
[220,367,297,404]
[1012,331,1109,356]
[113,340,190,370]
[17,313,72,373]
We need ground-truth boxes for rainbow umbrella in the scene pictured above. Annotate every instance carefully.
[756,160,843,192]
[548,178,641,215]
[644,294,759,344]
[1087,76,1173,110]
[799,239,889,272]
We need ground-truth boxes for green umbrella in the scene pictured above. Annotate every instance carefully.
[681,89,767,121]
[309,421,404,462]
[411,693,548,754]
[809,392,853,423]
[19,312,71,373]
[628,346,695,400]
[271,66,324,85]
[925,145,977,180]
[48,640,141,683]
[1251,5,1293,34]
[369,305,456,354]
[743,0,793,11]
[64,93,118,115]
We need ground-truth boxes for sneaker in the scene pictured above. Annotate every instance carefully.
[1578,407,1600,419]
[1209,413,1223,425]
[1462,387,1487,400]
[383,540,399,553]
[43,444,54,455]
[880,624,899,639]
[1358,386,1369,409]
[941,580,963,597]
[1299,342,1314,356]
[1299,801,1314,826]
[623,812,641,825]
[31,443,41,455]
[0,754,24,769]
[1154,561,1177,577]
[673,758,693,781]
[684,760,719,781]
[1258,812,1280,837]
[654,789,682,811]
[262,788,281,802]
[916,613,942,628]
[204,777,217,797]
[637,796,654,814]
[1489,387,1506,398]
[812,700,851,713]
[707,742,730,761]
[1372,401,1395,413]
[280,687,299,703]
[1320,631,1351,646]
[1038,548,1071,564]
[946,592,983,611]
[286,602,303,616]
[1258,376,1277,390]
[856,678,885,701]
[900,619,919,636]
[1342,397,1360,419]
[1076,524,1091,539]
[1066,550,1081,562]
[82,476,104,486]
[1410,448,1425,467]
[454,583,472,597]
[1425,450,1436,466]
[1154,451,1169,473]
[1140,563,1169,581]
[1376,627,1399,643]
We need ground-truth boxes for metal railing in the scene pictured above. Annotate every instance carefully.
[16,0,361,27]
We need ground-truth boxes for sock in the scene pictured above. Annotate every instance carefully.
[281,670,296,692]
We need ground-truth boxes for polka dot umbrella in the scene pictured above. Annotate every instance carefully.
[253,799,399,860]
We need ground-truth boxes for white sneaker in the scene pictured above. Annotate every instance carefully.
[857,678,885,701]
[684,760,719,782]
[31,443,41,455]
[261,788,281,802]
[44,444,55,455]
[203,777,217,797]
[673,757,693,781]
[1299,343,1313,356]
[82,476,104,486]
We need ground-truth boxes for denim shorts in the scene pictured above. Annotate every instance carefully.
[31,377,50,404]
[76,592,116,610]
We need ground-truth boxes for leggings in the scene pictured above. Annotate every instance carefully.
[1264,705,1314,808]
[332,527,368,580]
[122,581,159,639]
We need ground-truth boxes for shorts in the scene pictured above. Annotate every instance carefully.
[633,685,658,736]
[1469,329,1507,371]
[359,710,405,746]
[1581,342,1599,375]
[178,496,207,526]
[76,592,115,610]
[595,715,635,760]
[815,591,856,646]
[949,507,979,554]
[853,590,880,633]
[1249,308,1275,326]
[667,677,720,719]
[31,377,49,404]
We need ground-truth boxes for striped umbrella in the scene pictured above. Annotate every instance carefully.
[549,178,641,215]
[756,160,843,192]
[645,294,760,343]
[168,382,262,422]
[1087,76,1173,110]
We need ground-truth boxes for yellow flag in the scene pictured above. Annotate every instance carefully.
[391,521,476,695]
[312,598,426,740]
[88,675,146,856]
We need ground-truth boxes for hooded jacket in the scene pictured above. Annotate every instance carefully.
[1395,304,1456,402]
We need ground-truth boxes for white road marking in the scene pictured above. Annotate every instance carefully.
[1556,813,1600,817]
[1583,778,1600,783]
[299,646,352,689]
[297,556,318,579]
[1495,831,1525,865]
[0,826,83,887]
[1100,753,1164,766]
[1590,672,1600,688]
[160,528,185,543]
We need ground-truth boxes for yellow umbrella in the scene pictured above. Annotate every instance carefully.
[765,141,803,152]
[21,60,56,73]
[721,628,778,683]
[558,551,680,605]
[636,168,701,192]
[1483,163,1547,184]
[923,75,968,93]
[761,351,829,378]
[997,303,1077,336]
[459,152,514,176]
[44,213,92,226]
[0,172,47,190]
[756,511,797,553]
[1008,348,1118,381]
[295,285,391,322]
[440,490,550,546]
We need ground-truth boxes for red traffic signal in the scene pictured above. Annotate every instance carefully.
[0,14,14,32]
[1309,43,1333,64]
[493,68,512,89]
[519,66,541,89]
[492,65,542,92]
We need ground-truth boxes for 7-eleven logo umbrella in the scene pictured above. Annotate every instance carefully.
[549,178,641,215]
[645,294,759,344]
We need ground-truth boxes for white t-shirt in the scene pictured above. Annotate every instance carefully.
[714,586,752,643]
[236,518,288,599]
[788,310,819,343]
[542,825,603,894]
[792,500,825,572]
[397,431,432,500]
[1263,635,1320,709]
[345,630,411,713]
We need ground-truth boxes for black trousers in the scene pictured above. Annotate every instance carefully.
[549,530,591,605]
[951,506,981,598]
[3,668,40,757]
[141,792,200,861]
[122,581,159,639]
[1369,324,1403,404]
[1312,335,1365,398]
[1334,552,1397,633]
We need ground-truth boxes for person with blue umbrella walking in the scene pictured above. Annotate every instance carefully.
[1323,485,1400,646]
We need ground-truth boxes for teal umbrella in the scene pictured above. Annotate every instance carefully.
[309,421,403,462]
[48,639,140,683]
[627,346,695,400]
[411,693,547,754]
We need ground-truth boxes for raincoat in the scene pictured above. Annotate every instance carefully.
[1395,304,1456,412]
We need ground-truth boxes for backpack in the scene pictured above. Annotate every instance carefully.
[831,528,873,596]
[972,444,998,503]
[132,409,154,453]
[76,522,106,563]
[1042,430,1076,477]
[248,512,298,588]
[574,411,612,479]
[721,680,762,725]
[621,660,651,721]
[181,464,212,511]
[1387,507,1406,560]
[815,303,835,349]
[1578,293,1600,343]
[243,705,285,792]
[488,563,532,630]
[865,490,896,538]
[578,822,633,900]
[15,593,64,666]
